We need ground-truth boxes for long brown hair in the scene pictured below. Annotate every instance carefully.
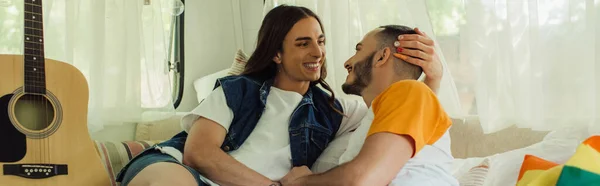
[242,5,342,115]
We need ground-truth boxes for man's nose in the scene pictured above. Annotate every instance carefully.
[343,59,351,70]
[309,44,323,59]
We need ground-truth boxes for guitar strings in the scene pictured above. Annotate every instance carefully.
[35,1,42,166]
[39,0,46,166]
[39,0,45,165]
[41,0,50,166]
[39,0,48,166]
[28,2,40,166]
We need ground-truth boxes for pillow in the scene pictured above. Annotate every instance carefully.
[516,155,561,186]
[483,128,582,186]
[228,49,248,76]
[556,135,600,185]
[134,113,186,141]
[95,140,159,186]
[458,158,491,186]
[516,135,600,186]
[194,69,229,103]
[194,49,249,103]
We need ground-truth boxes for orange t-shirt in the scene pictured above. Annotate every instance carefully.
[367,80,452,157]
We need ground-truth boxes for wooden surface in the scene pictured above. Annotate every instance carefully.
[0,55,111,186]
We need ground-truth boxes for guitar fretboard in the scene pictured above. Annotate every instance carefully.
[23,0,46,94]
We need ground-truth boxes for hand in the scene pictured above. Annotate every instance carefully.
[280,166,312,186]
[393,28,443,81]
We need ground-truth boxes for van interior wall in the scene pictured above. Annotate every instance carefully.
[177,0,263,112]
[91,0,264,142]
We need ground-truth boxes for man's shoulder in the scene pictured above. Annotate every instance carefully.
[385,80,432,95]
[213,75,264,107]
[373,80,434,108]
[214,75,265,96]
[216,75,263,87]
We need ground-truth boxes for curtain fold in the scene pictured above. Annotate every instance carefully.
[0,0,181,132]
[264,0,600,134]
[459,0,599,133]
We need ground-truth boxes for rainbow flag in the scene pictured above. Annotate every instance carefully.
[516,136,600,186]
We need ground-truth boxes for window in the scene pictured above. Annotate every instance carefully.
[165,0,185,109]
[0,0,185,110]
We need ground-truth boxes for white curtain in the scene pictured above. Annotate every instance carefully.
[262,0,464,118]
[0,0,183,132]
[264,0,600,135]
[453,0,600,134]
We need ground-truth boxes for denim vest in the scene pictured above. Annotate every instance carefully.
[215,75,344,167]
[116,76,344,184]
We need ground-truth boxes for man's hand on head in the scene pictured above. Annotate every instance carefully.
[392,28,443,93]
[280,166,312,186]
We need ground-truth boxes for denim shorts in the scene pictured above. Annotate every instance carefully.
[116,132,209,186]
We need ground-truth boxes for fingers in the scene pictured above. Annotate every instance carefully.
[393,53,426,67]
[295,166,312,173]
[397,48,432,61]
[394,27,436,64]
[397,34,434,46]
[396,41,434,54]
[415,27,426,36]
[394,28,435,56]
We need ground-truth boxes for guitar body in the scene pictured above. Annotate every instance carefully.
[0,55,110,186]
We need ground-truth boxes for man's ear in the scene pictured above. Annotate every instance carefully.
[273,52,282,64]
[374,47,392,68]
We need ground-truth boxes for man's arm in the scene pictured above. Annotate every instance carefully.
[312,99,368,173]
[183,118,278,186]
[282,81,451,186]
[289,133,413,186]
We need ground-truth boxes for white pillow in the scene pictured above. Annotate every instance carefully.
[193,69,229,103]
[193,49,249,104]
[482,127,586,186]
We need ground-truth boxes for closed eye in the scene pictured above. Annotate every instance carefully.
[355,43,363,54]
[296,42,309,47]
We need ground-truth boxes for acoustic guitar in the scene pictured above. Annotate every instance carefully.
[0,0,110,185]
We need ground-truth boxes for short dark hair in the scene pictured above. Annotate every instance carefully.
[376,25,423,80]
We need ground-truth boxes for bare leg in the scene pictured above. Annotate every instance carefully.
[126,162,198,186]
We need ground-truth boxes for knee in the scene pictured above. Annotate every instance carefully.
[125,163,197,186]
[148,179,196,186]
[127,175,197,186]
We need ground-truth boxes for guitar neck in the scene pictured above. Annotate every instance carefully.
[23,0,46,95]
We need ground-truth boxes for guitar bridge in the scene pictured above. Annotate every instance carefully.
[3,164,67,179]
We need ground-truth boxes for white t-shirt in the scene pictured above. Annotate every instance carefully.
[315,108,459,186]
[180,86,366,185]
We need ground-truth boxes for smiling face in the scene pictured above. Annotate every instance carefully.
[275,17,326,82]
[342,30,381,96]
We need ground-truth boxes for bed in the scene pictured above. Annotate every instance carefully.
[95,49,590,186]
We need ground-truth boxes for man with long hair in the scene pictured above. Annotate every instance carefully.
[116,5,443,186]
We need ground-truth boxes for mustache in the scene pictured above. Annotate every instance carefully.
[342,53,374,95]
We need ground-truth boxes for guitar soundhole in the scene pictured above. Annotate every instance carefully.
[14,94,55,131]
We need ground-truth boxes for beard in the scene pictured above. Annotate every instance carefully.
[342,52,374,96]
